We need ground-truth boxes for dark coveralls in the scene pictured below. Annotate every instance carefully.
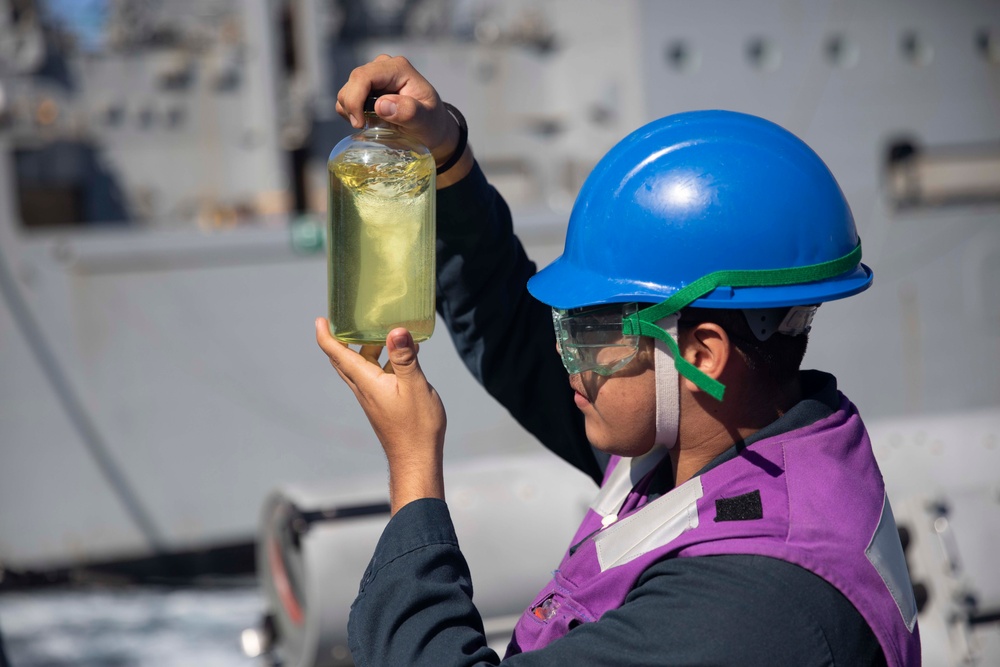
[346,163,887,666]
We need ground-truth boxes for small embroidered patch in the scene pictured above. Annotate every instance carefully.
[714,489,763,521]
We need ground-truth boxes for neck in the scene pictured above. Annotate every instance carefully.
[671,376,801,486]
[364,111,393,133]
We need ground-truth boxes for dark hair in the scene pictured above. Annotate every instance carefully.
[677,307,808,387]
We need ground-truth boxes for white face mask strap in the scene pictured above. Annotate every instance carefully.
[653,314,680,449]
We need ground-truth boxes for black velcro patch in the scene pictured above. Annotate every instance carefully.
[714,490,763,522]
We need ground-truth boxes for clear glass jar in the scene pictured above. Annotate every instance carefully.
[327,94,436,344]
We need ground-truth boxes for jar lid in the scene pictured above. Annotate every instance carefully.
[364,93,383,113]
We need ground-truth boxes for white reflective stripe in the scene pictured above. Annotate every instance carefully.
[590,448,669,518]
[866,493,918,633]
[595,476,704,572]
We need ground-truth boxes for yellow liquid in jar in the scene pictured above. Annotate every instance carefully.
[327,147,436,344]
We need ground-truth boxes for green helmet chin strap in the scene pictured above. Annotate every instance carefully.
[622,242,864,401]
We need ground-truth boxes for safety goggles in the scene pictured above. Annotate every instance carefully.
[552,303,640,376]
[548,242,864,400]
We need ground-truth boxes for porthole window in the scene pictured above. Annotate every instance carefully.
[824,33,860,68]
[746,37,781,71]
[664,40,700,72]
[901,30,933,66]
[975,28,1000,64]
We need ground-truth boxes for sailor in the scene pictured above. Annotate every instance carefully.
[316,55,921,666]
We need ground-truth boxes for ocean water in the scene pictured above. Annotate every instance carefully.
[0,581,266,667]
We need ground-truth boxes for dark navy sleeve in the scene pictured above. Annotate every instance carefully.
[571,555,888,666]
[347,499,500,667]
[435,164,604,482]
[348,500,885,666]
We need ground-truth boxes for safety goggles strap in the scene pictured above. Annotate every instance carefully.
[622,242,863,401]
[630,318,727,400]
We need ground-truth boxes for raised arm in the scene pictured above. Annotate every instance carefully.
[336,55,601,481]
[434,164,602,481]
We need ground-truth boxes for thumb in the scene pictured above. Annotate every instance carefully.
[375,95,451,157]
[386,328,423,379]
[375,94,427,129]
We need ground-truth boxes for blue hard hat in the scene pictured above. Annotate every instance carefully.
[528,110,872,311]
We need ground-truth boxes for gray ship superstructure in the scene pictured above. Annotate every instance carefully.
[1,1,998,664]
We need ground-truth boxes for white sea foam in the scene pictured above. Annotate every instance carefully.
[0,582,264,667]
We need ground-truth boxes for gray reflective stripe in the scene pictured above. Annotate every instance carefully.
[590,449,669,517]
[595,476,704,571]
[866,493,919,633]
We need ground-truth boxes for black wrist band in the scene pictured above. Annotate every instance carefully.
[436,102,468,175]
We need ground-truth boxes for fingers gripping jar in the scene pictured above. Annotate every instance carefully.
[327,93,436,344]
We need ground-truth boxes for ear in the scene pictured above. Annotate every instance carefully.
[678,322,731,393]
